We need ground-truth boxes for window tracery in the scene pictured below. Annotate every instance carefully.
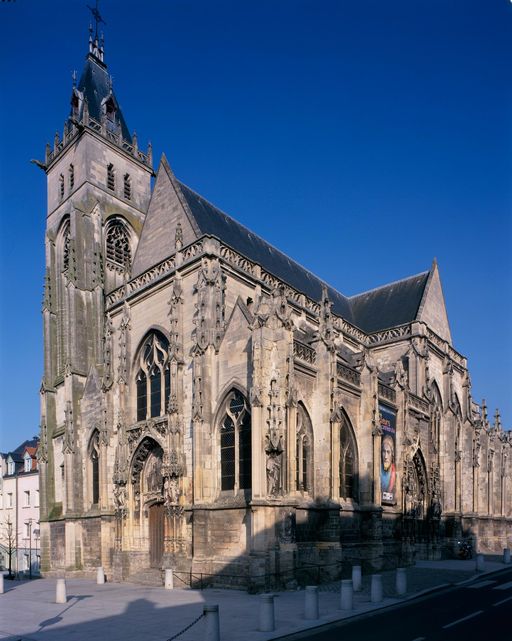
[219,390,251,492]
[135,333,170,421]
[105,221,131,270]
[339,419,357,500]
[296,403,313,493]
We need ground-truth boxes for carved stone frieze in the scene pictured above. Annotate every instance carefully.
[102,312,114,389]
[193,257,226,352]
[265,374,285,497]
[63,401,75,454]
[117,302,131,384]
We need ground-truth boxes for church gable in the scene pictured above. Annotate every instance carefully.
[216,297,253,394]
[131,155,200,277]
[416,260,452,344]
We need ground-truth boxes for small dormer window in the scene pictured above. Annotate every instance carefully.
[107,163,115,191]
[105,98,116,122]
[69,164,75,191]
[59,174,65,200]
[24,455,32,473]
[7,459,15,476]
[124,174,131,200]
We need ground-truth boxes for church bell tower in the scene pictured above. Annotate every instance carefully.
[37,14,153,571]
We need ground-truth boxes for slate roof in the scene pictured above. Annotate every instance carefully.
[178,183,355,322]
[73,54,131,142]
[177,182,429,333]
[349,272,430,334]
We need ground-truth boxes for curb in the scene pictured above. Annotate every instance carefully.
[269,564,512,641]
[267,582,453,641]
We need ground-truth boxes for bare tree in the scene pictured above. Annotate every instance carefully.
[1,516,18,578]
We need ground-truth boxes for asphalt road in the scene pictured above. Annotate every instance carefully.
[283,567,512,641]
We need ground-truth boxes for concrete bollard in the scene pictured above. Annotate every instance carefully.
[56,578,67,604]
[96,566,105,585]
[476,554,485,572]
[370,574,383,603]
[304,586,319,620]
[165,568,174,590]
[259,594,275,632]
[503,548,511,565]
[203,604,220,641]
[396,567,407,596]
[340,579,353,611]
[352,565,362,592]
[0,572,4,594]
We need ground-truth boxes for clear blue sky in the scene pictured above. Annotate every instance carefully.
[0,0,511,452]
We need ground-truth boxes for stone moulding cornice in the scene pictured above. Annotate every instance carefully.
[105,236,465,366]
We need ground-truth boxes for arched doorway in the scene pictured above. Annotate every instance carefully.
[403,449,429,541]
[131,438,165,568]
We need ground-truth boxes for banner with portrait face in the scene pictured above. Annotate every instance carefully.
[379,404,397,505]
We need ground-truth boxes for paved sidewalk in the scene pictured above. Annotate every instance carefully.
[0,556,508,641]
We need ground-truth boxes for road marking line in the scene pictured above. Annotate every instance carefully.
[493,580,512,591]
[493,595,512,607]
[442,610,483,629]
[465,580,496,589]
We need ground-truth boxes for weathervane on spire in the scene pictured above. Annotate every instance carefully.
[87,0,106,40]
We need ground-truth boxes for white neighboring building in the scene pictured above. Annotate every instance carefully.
[0,438,40,576]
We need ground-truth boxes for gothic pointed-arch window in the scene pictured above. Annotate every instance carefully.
[89,430,100,505]
[219,390,251,492]
[59,174,65,200]
[107,163,115,191]
[124,173,131,200]
[135,332,170,421]
[339,419,358,500]
[296,403,314,493]
[105,220,131,270]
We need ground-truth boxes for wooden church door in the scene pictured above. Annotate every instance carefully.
[149,503,164,568]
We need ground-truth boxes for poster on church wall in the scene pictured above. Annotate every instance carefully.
[379,404,397,505]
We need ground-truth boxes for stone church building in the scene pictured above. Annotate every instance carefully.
[37,30,511,586]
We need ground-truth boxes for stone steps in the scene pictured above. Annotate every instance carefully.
[126,567,164,587]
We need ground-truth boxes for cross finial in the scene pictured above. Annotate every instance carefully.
[87,0,106,40]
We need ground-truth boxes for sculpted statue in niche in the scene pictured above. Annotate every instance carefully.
[145,450,163,493]
[266,451,282,497]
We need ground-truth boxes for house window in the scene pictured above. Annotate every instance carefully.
[7,493,13,508]
[59,174,65,200]
[105,221,131,269]
[24,522,31,538]
[24,491,30,507]
[339,422,358,500]
[219,390,251,491]
[89,431,100,505]
[295,403,313,493]
[124,174,131,200]
[24,554,30,571]
[34,490,39,508]
[107,163,115,190]
[135,333,170,421]
[7,460,14,475]
[24,456,32,473]
[68,164,74,190]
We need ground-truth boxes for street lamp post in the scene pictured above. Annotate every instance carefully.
[27,519,32,580]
